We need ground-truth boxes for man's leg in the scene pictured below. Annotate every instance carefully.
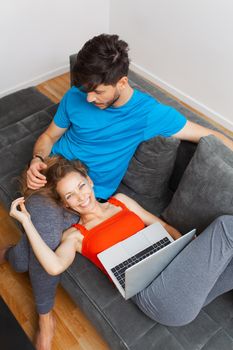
[6,194,79,312]
[26,194,78,349]
[133,215,233,326]
[5,235,29,271]
[6,193,78,349]
[26,194,64,314]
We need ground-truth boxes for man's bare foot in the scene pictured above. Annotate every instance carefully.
[0,245,12,264]
[35,311,56,350]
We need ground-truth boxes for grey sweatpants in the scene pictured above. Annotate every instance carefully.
[133,215,233,326]
[6,194,78,314]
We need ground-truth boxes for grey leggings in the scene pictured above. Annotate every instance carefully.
[133,215,233,326]
[6,194,78,314]
[7,194,233,324]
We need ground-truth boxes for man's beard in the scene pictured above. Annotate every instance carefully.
[94,91,121,109]
[105,92,121,108]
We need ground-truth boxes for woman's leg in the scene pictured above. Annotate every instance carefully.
[203,256,233,306]
[133,215,233,326]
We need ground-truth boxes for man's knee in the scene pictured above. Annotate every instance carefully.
[26,194,64,248]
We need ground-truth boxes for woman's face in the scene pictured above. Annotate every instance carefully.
[56,171,95,213]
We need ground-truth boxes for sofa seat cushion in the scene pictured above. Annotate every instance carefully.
[162,135,233,234]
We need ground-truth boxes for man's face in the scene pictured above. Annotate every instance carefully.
[86,84,121,109]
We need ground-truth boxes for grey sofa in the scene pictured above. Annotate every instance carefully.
[0,56,233,350]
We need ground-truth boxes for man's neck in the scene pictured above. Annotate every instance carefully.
[113,84,134,107]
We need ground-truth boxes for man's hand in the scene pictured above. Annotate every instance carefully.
[27,158,47,189]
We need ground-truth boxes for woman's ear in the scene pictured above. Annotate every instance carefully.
[87,176,94,187]
[62,200,69,209]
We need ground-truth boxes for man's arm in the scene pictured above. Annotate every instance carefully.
[33,120,67,159]
[27,121,67,189]
[173,120,233,151]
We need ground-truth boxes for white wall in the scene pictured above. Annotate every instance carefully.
[110,0,233,131]
[0,0,109,97]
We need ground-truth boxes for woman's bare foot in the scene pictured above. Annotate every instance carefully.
[35,311,56,350]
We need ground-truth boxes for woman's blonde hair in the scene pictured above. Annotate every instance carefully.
[21,156,88,204]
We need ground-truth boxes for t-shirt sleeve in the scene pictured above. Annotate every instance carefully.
[144,102,187,140]
[53,91,71,129]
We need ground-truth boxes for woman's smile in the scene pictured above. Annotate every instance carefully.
[78,196,91,208]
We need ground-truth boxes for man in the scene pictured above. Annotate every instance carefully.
[3,34,233,350]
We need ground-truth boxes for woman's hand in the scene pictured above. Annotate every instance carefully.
[10,197,31,225]
[164,224,182,240]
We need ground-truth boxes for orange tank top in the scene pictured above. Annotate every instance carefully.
[72,197,145,274]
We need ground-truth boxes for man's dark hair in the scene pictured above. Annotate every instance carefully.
[73,34,130,91]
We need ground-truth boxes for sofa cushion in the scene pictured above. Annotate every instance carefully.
[117,136,180,215]
[162,135,233,234]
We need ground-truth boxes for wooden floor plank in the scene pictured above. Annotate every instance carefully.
[36,85,60,104]
[36,72,70,103]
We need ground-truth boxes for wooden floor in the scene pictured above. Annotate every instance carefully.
[36,73,70,104]
[1,71,232,350]
[0,73,110,350]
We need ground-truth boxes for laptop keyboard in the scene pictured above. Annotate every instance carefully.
[111,236,171,290]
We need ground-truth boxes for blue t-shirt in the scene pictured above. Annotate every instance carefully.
[51,86,186,199]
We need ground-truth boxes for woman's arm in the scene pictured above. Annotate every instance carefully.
[10,197,79,275]
[114,193,181,240]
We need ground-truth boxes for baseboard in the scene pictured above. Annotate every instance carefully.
[0,65,69,99]
[130,62,233,133]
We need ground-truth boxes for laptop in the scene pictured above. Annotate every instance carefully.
[98,222,196,299]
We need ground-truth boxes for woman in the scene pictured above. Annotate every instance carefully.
[7,157,233,336]
[9,156,181,277]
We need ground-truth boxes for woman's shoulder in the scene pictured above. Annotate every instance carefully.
[62,226,82,242]
[113,193,136,208]
[113,193,146,215]
[113,193,129,201]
